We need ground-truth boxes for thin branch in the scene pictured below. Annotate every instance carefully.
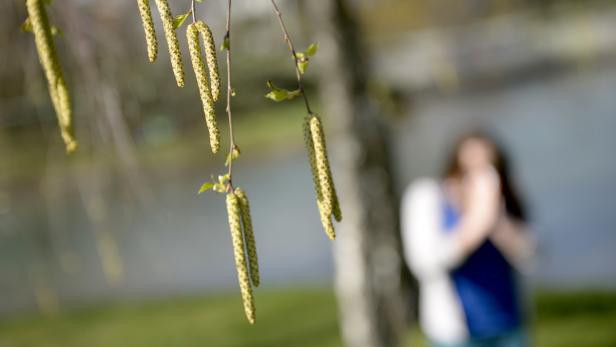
[225,0,237,191]
[269,0,313,115]
[190,0,196,23]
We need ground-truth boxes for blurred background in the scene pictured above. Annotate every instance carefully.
[1,0,616,346]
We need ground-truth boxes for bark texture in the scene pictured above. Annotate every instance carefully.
[307,1,409,346]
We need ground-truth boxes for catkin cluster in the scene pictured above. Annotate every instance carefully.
[187,21,221,153]
[26,0,77,153]
[304,114,341,240]
[137,0,185,87]
[226,188,259,324]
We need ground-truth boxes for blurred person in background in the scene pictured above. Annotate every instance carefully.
[401,132,536,347]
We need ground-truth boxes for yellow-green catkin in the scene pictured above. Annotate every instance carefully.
[154,0,184,87]
[187,22,220,153]
[226,193,256,324]
[304,114,339,240]
[235,188,259,287]
[194,21,220,102]
[310,116,339,214]
[318,199,336,240]
[137,0,157,62]
[303,114,322,200]
[26,0,77,153]
[311,115,342,222]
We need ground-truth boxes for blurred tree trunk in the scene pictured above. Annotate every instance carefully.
[307,1,409,347]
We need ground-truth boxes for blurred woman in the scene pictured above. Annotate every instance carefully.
[401,132,535,347]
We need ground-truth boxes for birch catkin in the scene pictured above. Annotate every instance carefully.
[303,114,322,200]
[137,0,157,63]
[318,200,336,240]
[154,0,185,87]
[187,22,220,153]
[311,116,342,222]
[226,193,256,324]
[26,0,77,153]
[195,21,220,103]
[304,114,340,239]
[235,188,259,287]
[310,116,337,216]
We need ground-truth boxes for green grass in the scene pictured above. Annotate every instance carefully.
[402,291,616,347]
[0,289,341,347]
[1,289,615,347]
[532,292,616,347]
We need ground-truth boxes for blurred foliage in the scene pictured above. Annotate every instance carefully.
[0,0,311,153]
[1,0,612,155]
[357,0,616,40]
[1,101,306,185]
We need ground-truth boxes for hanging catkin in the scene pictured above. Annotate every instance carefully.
[187,22,220,153]
[310,116,342,222]
[26,0,77,153]
[194,21,220,102]
[226,193,256,324]
[154,0,185,87]
[318,200,336,240]
[136,0,157,62]
[303,114,322,200]
[310,116,340,214]
[235,188,259,287]
[304,114,340,239]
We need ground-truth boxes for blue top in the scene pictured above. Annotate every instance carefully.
[443,197,521,339]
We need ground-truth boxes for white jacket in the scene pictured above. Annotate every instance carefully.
[401,179,469,344]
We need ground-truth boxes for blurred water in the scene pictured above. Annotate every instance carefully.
[2,64,616,315]
[0,152,334,314]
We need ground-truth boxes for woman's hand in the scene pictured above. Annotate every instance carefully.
[490,217,536,273]
[447,166,502,266]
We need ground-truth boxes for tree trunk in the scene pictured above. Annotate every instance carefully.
[307,1,409,347]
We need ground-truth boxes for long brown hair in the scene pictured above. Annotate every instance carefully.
[443,131,527,222]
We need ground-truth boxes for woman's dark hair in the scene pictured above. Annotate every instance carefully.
[443,131,527,222]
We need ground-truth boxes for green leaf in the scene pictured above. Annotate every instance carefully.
[265,80,301,102]
[213,183,226,193]
[21,18,32,33]
[173,11,191,30]
[305,42,318,56]
[265,89,288,102]
[298,59,309,75]
[198,182,215,194]
[220,35,230,51]
[218,174,230,185]
[225,146,241,167]
[195,0,204,2]
[287,89,302,99]
[213,174,230,193]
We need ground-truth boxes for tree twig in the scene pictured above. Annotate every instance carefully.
[225,0,237,191]
[269,0,313,115]
[190,0,196,23]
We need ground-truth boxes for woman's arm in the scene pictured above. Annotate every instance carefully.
[490,218,536,273]
[401,171,508,276]
[444,168,502,268]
